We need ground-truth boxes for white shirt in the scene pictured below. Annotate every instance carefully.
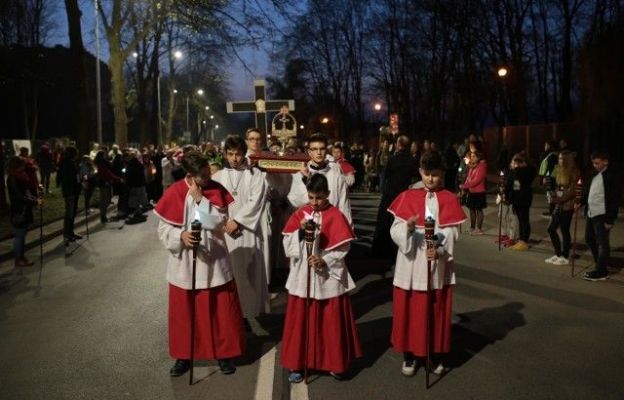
[587,170,606,218]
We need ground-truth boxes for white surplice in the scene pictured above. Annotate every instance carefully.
[390,192,459,291]
[157,196,231,290]
[282,212,355,300]
[213,166,270,317]
[287,162,352,223]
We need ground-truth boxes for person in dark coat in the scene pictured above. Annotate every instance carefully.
[7,156,40,267]
[57,146,83,242]
[372,135,418,264]
[35,144,55,194]
[505,152,537,251]
[125,152,149,221]
[95,150,121,223]
[444,144,460,191]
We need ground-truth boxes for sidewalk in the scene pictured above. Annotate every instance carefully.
[0,204,116,262]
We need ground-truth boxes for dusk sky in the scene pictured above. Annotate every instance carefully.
[49,1,275,102]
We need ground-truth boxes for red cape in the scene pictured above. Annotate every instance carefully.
[154,178,234,226]
[336,159,355,175]
[283,204,355,251]
[387,188,466,228]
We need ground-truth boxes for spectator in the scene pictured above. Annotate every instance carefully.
[161,149,176,189]
[580,151,621,281]
[95,150,121,223]
[538,140,559,216]
[89,143,100,160]
[460,148,488,234]
[35,143,55,194]
[125,152,149,223]
[19,147,39,194]
[79,155,96,212]
[545,151,580,265]
[505,152,537,251]
[443,144,460,191]
[7,156,39,267]
[57,146,82,243]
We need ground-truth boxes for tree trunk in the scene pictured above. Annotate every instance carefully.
[64,0,91,154]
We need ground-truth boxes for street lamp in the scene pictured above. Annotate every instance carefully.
[210,115,214,120]
[132,51,138,58]
[205,106,210,110]
[174,50,183,59]
[374,102,382,111]
[299,124,304,130]
[321,117,329,124]
[497,67,508,78]
[197,89,204,96]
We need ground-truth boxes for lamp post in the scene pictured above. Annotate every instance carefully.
[94,0,103,145]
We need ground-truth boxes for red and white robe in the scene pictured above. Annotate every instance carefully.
[154,178,246,360]
[388,188,466,356]
[280,204,362,373]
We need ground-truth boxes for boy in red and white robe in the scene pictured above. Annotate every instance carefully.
[154,151,245,377]
[281,174,362,383]
[332,142,356,188]
[388,150,466,376]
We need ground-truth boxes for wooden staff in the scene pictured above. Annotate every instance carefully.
[497,171,505,251]
[189,219,202,385]
[37,184,44,267]
[303,218,317,384]
[571,178,583,277]
[83,175,89,239]
[424,216,435,389]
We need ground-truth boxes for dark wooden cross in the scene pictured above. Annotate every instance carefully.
[226,79,295,137]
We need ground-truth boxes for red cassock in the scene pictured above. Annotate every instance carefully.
[156,179,245,360]
[336,158,356,176]
[280,205,363,373]
[388,188,465,357]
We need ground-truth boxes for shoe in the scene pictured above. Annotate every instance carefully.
[15,258,34,267]
[503,239,516,247]
[329,371,344,380]
[432,364,446,375]
[71,234,83,241]
[545,255,559,264]
[169,359,190,377]
[552,256,569,265]
[511,241,529,251]
[401,360,416,377]
[100,217,109,223]
[288,371,304,383]
[495,235,510,243]
[471,229,484,236]
[583,270,609,281]
[218,359,236,375]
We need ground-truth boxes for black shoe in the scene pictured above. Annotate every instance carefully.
[72,234,83,240]
[64,236,77,243]
[329,371,344,380]
[583,270,609,281]
[169,359,190,377]
[101,217,109,223]
[218,359,236,375]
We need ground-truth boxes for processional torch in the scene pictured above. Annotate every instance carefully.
[37,184,44,268]
[83,175,89,239]
[189,219,202,386]
[424,216,436,389]
[571,178,583,278]
[303,217,318,384]
[497,171,506,251]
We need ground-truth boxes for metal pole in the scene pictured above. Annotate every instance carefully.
[186,96,189,133]
[94,0,103,145]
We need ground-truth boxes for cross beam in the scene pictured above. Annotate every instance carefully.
[226,79,295,136]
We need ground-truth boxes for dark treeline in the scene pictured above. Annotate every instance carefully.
[268,0,623,148]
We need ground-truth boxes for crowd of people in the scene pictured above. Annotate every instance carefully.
[4,128,619,381]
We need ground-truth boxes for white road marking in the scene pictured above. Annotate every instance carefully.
[254,344,277,400]
[290,377,309,400]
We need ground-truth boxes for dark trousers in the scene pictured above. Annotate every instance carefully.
[547,209,573,258]
[99,184,111,221]
[513,206,531,242]
[63,195,78,238]
[585,215,610,274]
[14,227,27,260]
[41,169,52,192]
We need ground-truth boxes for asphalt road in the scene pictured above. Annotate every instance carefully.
[1,192,622,400]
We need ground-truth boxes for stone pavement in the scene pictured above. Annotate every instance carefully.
[0,191,622,400]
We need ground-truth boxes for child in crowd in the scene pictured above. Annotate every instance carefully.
[505,152,537,251]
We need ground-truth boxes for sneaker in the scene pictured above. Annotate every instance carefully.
[71,234,83,241]
[15,258,34,267]
[511,241,529,251]
[432,363,447,375]
[169,359,190,377]
[583,270,609,281]
[545,255,559,264]
[471,229,484,236]
[288,371,304,383]
[401,360,416,377]
[552,256,569,265]
[218,359,236,375]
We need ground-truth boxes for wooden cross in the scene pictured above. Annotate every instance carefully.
[226,79,295,137]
